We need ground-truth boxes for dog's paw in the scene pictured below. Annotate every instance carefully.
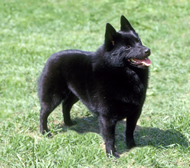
[41,129,53,138]
[65,120,77,126]
[126,140,136,149]
[107,152,120,159]
[113,152,120,159]
[47,132,53,138]
[42,132,53,138]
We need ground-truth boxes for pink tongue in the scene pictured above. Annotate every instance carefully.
[133,58,151,66]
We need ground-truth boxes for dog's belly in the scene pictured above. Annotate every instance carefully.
[67,70,147,118]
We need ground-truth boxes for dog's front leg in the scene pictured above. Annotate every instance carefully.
[98,115,120,158]
[126,108,142,149]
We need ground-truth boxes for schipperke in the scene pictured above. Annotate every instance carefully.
[38,15,151,158]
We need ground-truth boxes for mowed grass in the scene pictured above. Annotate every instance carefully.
[0,0,190,167]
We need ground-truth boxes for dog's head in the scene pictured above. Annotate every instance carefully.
[104,15,151,68]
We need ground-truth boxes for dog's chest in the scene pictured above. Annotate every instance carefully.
[115,72,145,97]
[95,68,148,105]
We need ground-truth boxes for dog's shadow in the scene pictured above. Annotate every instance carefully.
[55,116,189,154]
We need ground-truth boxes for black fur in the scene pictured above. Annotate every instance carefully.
[38,15,151,158]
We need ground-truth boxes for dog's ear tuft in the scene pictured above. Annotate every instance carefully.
[120,15,135,32]
[105,23,117,51]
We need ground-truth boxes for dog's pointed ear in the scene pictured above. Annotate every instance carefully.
[105,23,117,51]
[120,15,135,32]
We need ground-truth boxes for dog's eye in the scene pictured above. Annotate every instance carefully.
[125,45,131,50]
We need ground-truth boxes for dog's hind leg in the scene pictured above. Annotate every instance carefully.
[98,115,120,158]
[62,92,79,126]
[40,94,62,137]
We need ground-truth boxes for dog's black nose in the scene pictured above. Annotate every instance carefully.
[144,48,151,55]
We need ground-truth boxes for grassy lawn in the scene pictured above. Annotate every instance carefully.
[0,0,190,167]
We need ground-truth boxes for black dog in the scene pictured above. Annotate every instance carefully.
[38,15,151,158]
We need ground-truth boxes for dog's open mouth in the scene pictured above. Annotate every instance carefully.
[128,58,151,67]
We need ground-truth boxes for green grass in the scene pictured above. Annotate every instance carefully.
[0,0,190,167]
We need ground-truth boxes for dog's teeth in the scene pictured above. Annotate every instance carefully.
[131,59,136,62]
